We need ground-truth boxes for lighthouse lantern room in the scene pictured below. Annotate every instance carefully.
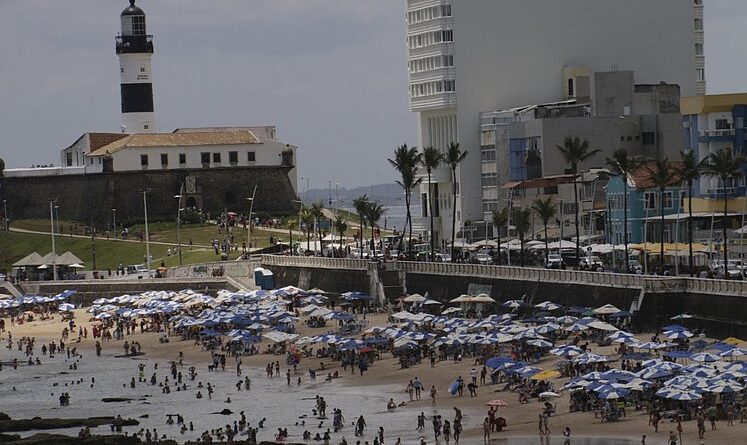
[116,0,156,133]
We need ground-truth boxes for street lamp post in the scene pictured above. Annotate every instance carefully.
[142,189,151,275]
[54,205,60,235]
[112,208,117,239]
[246,184,257,258]
[291,199,303,256]
[174,185,184,266]
[49,199,57,281]
[2,199,7,231]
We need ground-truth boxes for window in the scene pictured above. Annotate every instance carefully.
[481,173,497,187]
[160,153,168,166]
[66,152,73,167]
[544,186,558,195]
[441,30,453,42]
[695,43,704,55]
[131,16,146,36]
[620,136,625,142]
[680,190,687,209]
[229,151,238,165]
[662,191,673,209]
[179,153,186,164]
[697,68,705,82]
[140,67,146,73]
[140,154,148,167]
[247,151,256,162]
[421,194,428,217]
[480,148,496,162]
[212,153,221,163]
[568,78,575,97]
[694,18,703,31]
[562,203,577,215]
[642,132,656,145]
[441,4,452,16]
[644,192,657,210]
[201,152,210,164]
[715,119,730,130]
[443,55,454,67]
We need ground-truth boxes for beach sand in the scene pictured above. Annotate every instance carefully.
[1,309,744,445]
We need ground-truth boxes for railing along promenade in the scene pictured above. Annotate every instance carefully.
[259,255,747,297]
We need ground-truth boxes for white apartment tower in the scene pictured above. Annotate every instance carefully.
[405,0,700,248]
[694,0,706,95]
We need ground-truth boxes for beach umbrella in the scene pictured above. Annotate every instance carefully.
[550,345,583,358]
[670,313,694,321]
[690,352,721,363]
[403,294,426,303]
[666,331,694,340]
[502,300,524,308]
[58,303,76,312]
[535,324,560,334]
[573,353,608,364]
[607,331,635,340]
[666,390,702,401]
[527,339,553,348]
[586,321,618,331]
[599,389,629,399]
[486,400,508,407]
[599,370,638,382]
[556,315,578,325]
[636,342,666,350]
[534,301,562,311]
[707,382,745,393]
[719,348,746,359]
[592,304,621,315]
[566,323,588,332]
[539,391,560,398]
[530,370,561,380]
[485,357,514,369]
[514,366,543,378]
[613,337,639,346]
[423,299,442,306]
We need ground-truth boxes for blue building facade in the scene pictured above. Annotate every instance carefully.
[606,169,684,244]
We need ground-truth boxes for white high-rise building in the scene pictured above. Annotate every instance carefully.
[405,0,700,248]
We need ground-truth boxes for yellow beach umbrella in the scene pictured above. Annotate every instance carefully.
[723,337,743,346]
[530,370,561,380]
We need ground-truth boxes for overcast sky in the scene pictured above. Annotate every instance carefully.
[1,1,746,190]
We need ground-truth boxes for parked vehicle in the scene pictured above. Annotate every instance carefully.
[545,253,565,269]
[579,255,604,271]
[475,252,493,265]
[716,265,743,280]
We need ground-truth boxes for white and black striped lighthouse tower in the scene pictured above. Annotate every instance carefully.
[116,0,156,133]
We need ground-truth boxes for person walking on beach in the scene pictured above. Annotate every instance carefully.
[443,419,451,444]
[416,412,426,431]
[355,415,367,436]
[453,418,462,444]
[406,381,414,401]
[430,385,439,406]
[652,408,662,433]
[542,411,551,435]
[668,430,678,445]
[483,417,491,443]
[538,413,545,435]
[413,377,423,400]
[707,405,717,430]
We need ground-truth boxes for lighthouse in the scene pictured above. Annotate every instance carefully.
[116,0,156,133]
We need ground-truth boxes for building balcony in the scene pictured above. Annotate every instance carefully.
[698,129,737,143]
[410,92,456,112]
[115,35,154,54]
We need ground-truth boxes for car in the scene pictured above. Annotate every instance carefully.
[579,255,604,271]
[628,260,644,273]
[475,252,493,265]
[434,253,451,263]
[545,254,564,269]
[716,265,743,280]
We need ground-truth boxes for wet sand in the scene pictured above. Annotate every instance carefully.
[1,309,744,444]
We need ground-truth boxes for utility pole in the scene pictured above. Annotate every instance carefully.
[175,184,184,266]
[142,189,151,274]
[112,208,117,239]
[91,222,97,271]
[49,199,57,281]
[246,184,257,257]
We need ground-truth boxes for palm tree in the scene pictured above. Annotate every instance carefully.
[352,195,370,251]
[310,201,325,254]
[444,142,468,262]
[287,217,297,255]
[388,144,422,255]
[678,150,703,276]
[532,197,557,266]
[366,201,385,260]
[491,207,509,265]
[646,159,677,267]
[556,136,600,264]
[606,148,640,272]
[300,208,314,253]
[701,148,747,269]
[511,207,533,267]
[421,146,443,261]
[333,214,348,256]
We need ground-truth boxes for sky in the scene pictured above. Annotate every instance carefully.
[0,1,746,190]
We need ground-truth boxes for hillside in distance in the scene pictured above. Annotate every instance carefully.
[300,183,405,208]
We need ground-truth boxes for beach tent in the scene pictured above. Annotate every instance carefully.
[592,304,621,315]
[403,294,426,303]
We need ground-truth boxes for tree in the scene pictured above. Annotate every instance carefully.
[421,146,443,261]
[444,142,468,262]
[701,148,746,269]
[678,150,703,276]
[556,136,600,264]
[606,148,640,272]
[287,217,297,255]
[300,208,314,253]
[366,201,385,260]
[310,201,325,254]
[532,197,557,265]
[491,207,509,265]
[352,195,370,251]
[646,159,677,267]
[388,144,422,255]
[511,207,533,267]
[333,214,348,257]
